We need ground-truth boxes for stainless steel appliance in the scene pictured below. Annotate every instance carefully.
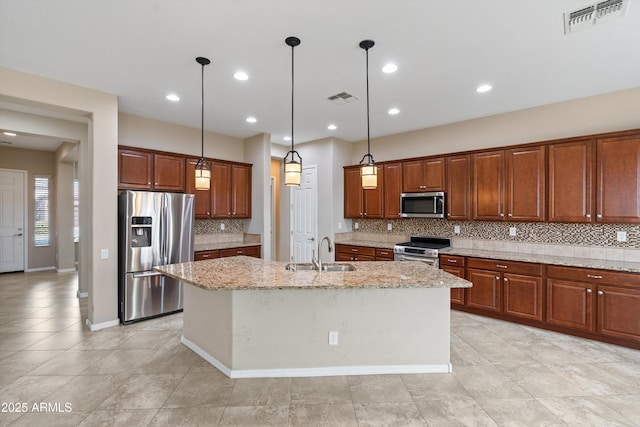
[400,191,446,218]
[118,191,194,324]
[393,236,451,267]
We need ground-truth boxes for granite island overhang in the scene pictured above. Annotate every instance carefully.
[155,256,472,378]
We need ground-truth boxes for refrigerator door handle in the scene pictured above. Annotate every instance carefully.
[132,271,163,278]
[160,194,167,265]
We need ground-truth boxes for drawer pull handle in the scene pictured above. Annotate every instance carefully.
[587,275,602,279]
[351,248,358,252]
[586,289,592,293]
[597,290,604,295]
[447,259,457,263]
[496,264,508,269]
[202,254,210,258]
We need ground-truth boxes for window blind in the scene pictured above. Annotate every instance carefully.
[34,176,50,247]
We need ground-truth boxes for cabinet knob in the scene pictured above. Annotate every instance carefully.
[148,182,151,185]
[495,276,500,280]
[586,288,592,293]
[585,214,591,218]
[597,214,602,219]
[155,182,158,185]
[504,278,508,282]
[597,290,604,295]
[508,213,512,217]
[499,213,504,217]
[364,213,367,216]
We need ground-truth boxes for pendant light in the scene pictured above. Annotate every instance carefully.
[283,36,302,187]
[194,56,211,190]
[359,39,377,189]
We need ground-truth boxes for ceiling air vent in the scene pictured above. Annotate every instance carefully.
[564,0,629,33]
[327,91,358,105]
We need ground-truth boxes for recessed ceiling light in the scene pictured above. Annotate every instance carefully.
[284,136,291,141]
[388,108,400,115]
[233,71,249,81]
[165,94,180,101]
[382,63,398,73]
[3,131,17,136]
[476,84,492,93]
[246,117,257,123]
[327,124,337,130]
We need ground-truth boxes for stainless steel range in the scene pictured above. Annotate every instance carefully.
[393,236,451,267]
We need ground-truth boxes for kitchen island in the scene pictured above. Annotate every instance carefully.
[156,256,471,378]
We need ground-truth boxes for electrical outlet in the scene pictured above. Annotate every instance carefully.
[328,331,339,346]
[454,225,461,234]
[387,223,392,231]
[354,222,359,230]
[100,249,109,259]
[617,231,627,242]
[220,223,225,231]
[509,227,517,237]
[338,221,342,230]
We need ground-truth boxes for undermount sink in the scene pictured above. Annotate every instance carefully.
[285,263,356,272]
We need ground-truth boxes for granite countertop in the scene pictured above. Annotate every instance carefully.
[155,256,471,291]
[194,241,262,252]
[334,239,398,250]
[440,248,640,274]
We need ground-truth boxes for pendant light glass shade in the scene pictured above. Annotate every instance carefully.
[358,39,377,189]
[195,56,211,190]
[284,36,302,187]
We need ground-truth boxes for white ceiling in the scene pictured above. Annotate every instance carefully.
[1,0,639,149]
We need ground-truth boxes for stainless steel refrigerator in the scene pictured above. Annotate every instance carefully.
[118,191,194,324]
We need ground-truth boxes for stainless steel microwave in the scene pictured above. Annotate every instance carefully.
[400,192,446,218]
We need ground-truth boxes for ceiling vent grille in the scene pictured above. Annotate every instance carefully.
[564,0,629,33]
[327,91,358,105]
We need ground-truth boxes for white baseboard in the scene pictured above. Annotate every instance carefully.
[76,291,88,298]
[86,318,120,331]
[56,268,76,273]
[181,335,452,379]
[25,266,55,272]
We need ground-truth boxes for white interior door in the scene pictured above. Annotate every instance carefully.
[291,165,317,263]
[0,169,26,273]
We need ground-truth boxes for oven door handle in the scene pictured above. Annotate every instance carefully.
[395,254,437,266]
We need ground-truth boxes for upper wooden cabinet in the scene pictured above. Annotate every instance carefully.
[383,163,402,219]
[472,146,545,221]
[446,155,471,220]
[549,133,640,224]
[548,140,594,223]
[118,148,185,192]
[597,134,640,223]
[185,158,212,219]
[212,162,251,218]
[343,166,384,219]
[402,158,445,192]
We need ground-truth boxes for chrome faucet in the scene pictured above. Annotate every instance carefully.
[313,236,334,271]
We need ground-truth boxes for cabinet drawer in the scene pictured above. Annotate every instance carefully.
[467,258,542,276]
[335,244,376,257]
[375,248,394,260]
[547,265,640,288]
[220,245,261,258]
[194,250,220,261]
[440,255,465,267]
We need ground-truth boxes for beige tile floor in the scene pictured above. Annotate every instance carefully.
[0,270,639,426]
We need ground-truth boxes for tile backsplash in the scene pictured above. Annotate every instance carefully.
[194,219,245,234]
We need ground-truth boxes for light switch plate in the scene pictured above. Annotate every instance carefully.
[220,223,225,231]
[617,231,627,242]
[387,223,392,231]
[354,222,359,230]
[100,249,109,259]
[454,225,461,234]
[509,227,517,237]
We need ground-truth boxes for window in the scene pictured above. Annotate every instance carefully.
[34,176,50,247]
[73,179,79,241]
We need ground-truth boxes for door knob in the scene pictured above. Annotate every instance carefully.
[307,237,315,241]
[15,233,23,237]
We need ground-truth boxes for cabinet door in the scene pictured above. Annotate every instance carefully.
[506,146,545,222]
[466,268,501,312]
[211,163,231,218]
[344,167,364,218]
[363,166,384,218]
[335,252,354,262]
[402,160,425,192]
[154,154,185,192]
[118,149,153,190]
[232,164,251,218]
[383,163,402,219]
[597,285,640,343]
[548,140,593,223]
[220,245,260,258]
[546,278,594,332]
[424,157,446,191]
[194,250,219,261]
[442,265,465,305]
[597,135,640,223]
[185,159,212,219]
[446,155,471,220]
[503,273,543,321]
[375,248,394,261]
[472,151,505,221]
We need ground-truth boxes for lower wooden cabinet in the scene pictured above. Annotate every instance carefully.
[466,268,502,312]
[375,248,394,261]
[503,273,543,321]
[596,284,640,342]
[546,278,593,331]
[194,250,220,261]
[335,244,376,261]
[195,245,261,261]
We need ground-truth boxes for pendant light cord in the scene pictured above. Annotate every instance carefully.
[290,42,295,152]
[201,62,205,159]
[365,46,371,157]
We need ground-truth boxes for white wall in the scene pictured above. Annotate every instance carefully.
[54,142,77,272]
[0,67,119,329]
[244,133,271,260]
[351,87,640,164]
